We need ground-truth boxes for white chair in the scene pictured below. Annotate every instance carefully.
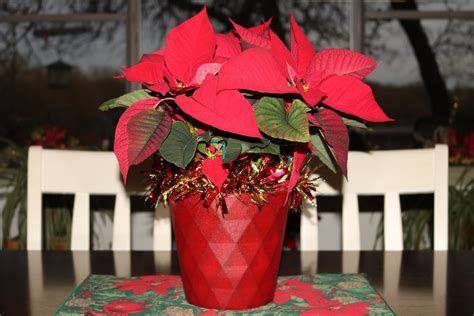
[26,146,172,251]
[301,144,449,251]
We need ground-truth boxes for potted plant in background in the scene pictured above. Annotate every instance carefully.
[390,100,474,250]
[0,137,26,250]
[0,126,76,250]
[101,8,391,310]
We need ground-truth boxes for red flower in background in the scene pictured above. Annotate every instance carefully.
[31,126,66,148]
[112,275,182,296]
[103,300,145,315]
[462,132,474,159]
[438,127,474,164]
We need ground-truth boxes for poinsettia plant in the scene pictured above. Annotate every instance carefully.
[100,8,391,210]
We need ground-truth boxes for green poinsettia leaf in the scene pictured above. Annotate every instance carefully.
[293,99,312,112]
[241,138,270,150]
[98,98,117,112]
[311,132,338,174]
[127,109,172,166]
[99,89,153,111]
[223,138,243,164]
[196,131,211,143]
[254,97,310,142]
[242,139,280,156]
[159,122,198,168]
[197,142,207,155]
[342,117,372,130]
[223,137,281,163]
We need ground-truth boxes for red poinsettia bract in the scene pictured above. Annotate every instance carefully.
[107,7,392,207]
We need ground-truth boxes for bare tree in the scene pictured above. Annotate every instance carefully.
[391,0,452,125]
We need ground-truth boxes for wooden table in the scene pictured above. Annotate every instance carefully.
[0,251,472,315]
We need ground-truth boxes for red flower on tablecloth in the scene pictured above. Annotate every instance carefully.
[112,275,182,295]
[299,301,370,315]
[199,311,219,316]
[77,290,93,297]
[275,278,330,307]
[103,300,145,314]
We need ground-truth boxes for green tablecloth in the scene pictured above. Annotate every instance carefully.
[55,273,394,315]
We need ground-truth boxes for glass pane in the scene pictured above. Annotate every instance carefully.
[365,0,474,11]
[364,17,474,149]
[141,1,350,53]
[0,16,126,148]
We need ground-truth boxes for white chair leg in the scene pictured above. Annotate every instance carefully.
[433,251,447,314]
[73,251,91,285]
[154,251,172,274]
[153,204,172,251]
[114,251,131,277]
[342,251,360,273]
[383,251,402,303]
[28,251,43,316]
[300,251,318,274]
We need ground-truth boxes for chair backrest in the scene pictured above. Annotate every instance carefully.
[301,144,449,251]
[27,146,171,251]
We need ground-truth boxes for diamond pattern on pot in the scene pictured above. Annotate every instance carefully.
[170,192,289,310]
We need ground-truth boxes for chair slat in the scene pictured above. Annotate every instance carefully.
[384,192,403,251]
[112,191,131,251]
[70,192,90,251]
[300,200,319,251]
[342,193,360,250]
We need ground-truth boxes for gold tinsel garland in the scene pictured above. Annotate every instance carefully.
[145,154,318,213]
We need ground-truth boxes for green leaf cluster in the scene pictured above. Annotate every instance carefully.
[253,96,370,174]
[254,97,310,142]
[159,122,210,168]
[106,92,373,175]
[223,137,280,163]
[99,89,153,111]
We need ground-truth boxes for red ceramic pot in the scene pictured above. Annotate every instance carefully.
[169,191,289,310]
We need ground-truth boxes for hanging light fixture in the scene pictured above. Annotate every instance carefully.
[47,60,73,88]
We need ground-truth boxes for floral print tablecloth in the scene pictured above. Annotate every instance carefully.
[55,274,394,315]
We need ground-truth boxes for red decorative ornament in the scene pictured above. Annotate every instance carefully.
[170,191,289,310]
